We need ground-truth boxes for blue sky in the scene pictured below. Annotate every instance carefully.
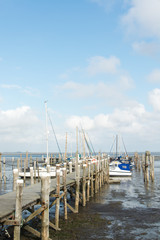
[1,0,160,153]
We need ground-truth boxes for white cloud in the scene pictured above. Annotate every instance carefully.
[149,88,160,111]
[65,102,160,152]
[0,106,44,151]
[132,41,160,56]
[148,69,160,83]
[122,0,160,38]
[56,76,134,108]
[87,56,120,75]
[66,103,146,133]
[66,116,94,130]
[65,102,160,151]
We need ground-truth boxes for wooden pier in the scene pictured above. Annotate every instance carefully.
[0,156,111,240]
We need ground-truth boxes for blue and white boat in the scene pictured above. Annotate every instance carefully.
[109,160,132,177]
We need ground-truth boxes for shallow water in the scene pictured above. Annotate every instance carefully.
[86,159,160,240]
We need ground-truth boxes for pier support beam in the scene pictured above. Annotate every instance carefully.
[144,151,150,183]
[82,164,86,207]
[75,164,80,212]
[55,169,60,229]
[41,173,50,240]
[14,179,23,240]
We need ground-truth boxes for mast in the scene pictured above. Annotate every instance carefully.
[116,134,118,159]
[45,101,49,164]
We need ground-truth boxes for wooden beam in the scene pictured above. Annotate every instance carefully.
[67,203,77,213]
[24,206,47,224]
[3,220,20,226]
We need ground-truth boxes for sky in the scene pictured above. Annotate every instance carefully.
[0,0,160,153]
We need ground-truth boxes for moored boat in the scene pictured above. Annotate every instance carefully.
[109,160,132,177]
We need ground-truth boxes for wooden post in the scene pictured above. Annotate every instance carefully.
[97,155,100,191]
[20,154,22,170]
[134,152,138,169]
[150,155,154,182]
[3,157,6,183]
[75,164,80,213]
[30,155,32,167]
[34,161,36,184]
[26,151,28,169]
[63,168,67,220]
[55,169,60,229]
[47,165,51,186]
[142,154,145,173]
[99,153,101,189]
[12,157,15,170]
[138,155,141,171]
[30,167,34,185]
[103,158,106,183]
[14,179,23,240]
[13,169,19,191]
[0,153,2,181]
[82,164,86,207]
[91,162,94,197]
[69,161,72,173]
[41,173,50,240]
[17,158,20,172]
[106,158,109,183]
[37,160,40,182]
[87,162,90,201]
[101,159,104,185]
[144,151,150,183]
[63,162,67,170]
[23,158,26,186]
[95,160,98,193]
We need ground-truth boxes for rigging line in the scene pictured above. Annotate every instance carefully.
[80,123,92,155]
[86,132,96,155]
[47,111,63,161]
[109,136,116,154]
[82,128,92,155]
[122,137,128,155]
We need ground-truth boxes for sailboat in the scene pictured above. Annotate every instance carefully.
[109,135,132,177]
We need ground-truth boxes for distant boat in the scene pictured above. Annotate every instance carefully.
[109,160,132,177]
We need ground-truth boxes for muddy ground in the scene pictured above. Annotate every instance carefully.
[1,188,160,240]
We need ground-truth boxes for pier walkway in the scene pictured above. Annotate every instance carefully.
[0,171,76,223]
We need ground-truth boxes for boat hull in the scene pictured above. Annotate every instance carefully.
[109,171,132,177]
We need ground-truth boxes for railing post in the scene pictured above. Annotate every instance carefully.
[13,169,19,191]
[41,173,50,240]
[14,179,23,240]
[82,164,86,207]
[55,169,60,229]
